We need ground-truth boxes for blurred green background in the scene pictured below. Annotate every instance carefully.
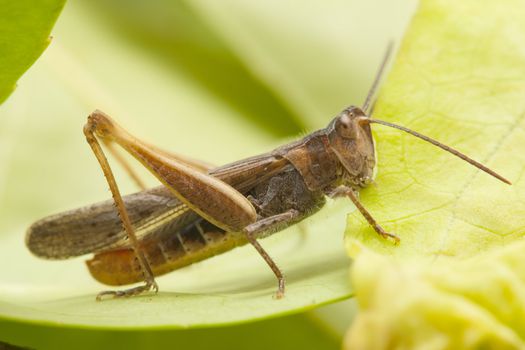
[0,0,416,348]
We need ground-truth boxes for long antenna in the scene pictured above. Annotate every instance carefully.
[362,41,394,113]
[363,118,511,185]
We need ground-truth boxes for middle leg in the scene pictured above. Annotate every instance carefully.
[243,209,300,299]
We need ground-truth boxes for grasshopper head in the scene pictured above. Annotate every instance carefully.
[326,106,375,187]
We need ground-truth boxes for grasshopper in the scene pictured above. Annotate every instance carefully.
[26,46,510,300]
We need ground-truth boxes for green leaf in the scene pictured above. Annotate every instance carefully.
[0,0,415,347]
[344,0,525,347]
[0,314,340,350]
[0,0,65,104]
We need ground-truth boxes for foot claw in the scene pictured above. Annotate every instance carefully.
[273,280,285,299]
[96,290,118,301]
[381,231,400,244]
[373,224,400,244]
[274,290,285,300]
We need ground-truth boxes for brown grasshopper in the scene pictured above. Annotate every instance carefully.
[26,47,511,300]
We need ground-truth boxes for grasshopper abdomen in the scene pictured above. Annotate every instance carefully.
[87,218,243,285]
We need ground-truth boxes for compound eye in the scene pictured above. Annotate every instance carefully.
[336,115,356,138]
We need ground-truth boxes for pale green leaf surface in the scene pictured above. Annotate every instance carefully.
[344,0,525,348]
[346,241,525,349]
[0,0,65,104]
[346,0,525,259]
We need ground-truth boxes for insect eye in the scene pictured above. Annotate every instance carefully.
[336,117,356,138]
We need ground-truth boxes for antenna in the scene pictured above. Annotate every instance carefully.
[362,41,394,114]
[361,118,511,185]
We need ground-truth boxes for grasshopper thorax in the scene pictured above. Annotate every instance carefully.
[326,106,376,187]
